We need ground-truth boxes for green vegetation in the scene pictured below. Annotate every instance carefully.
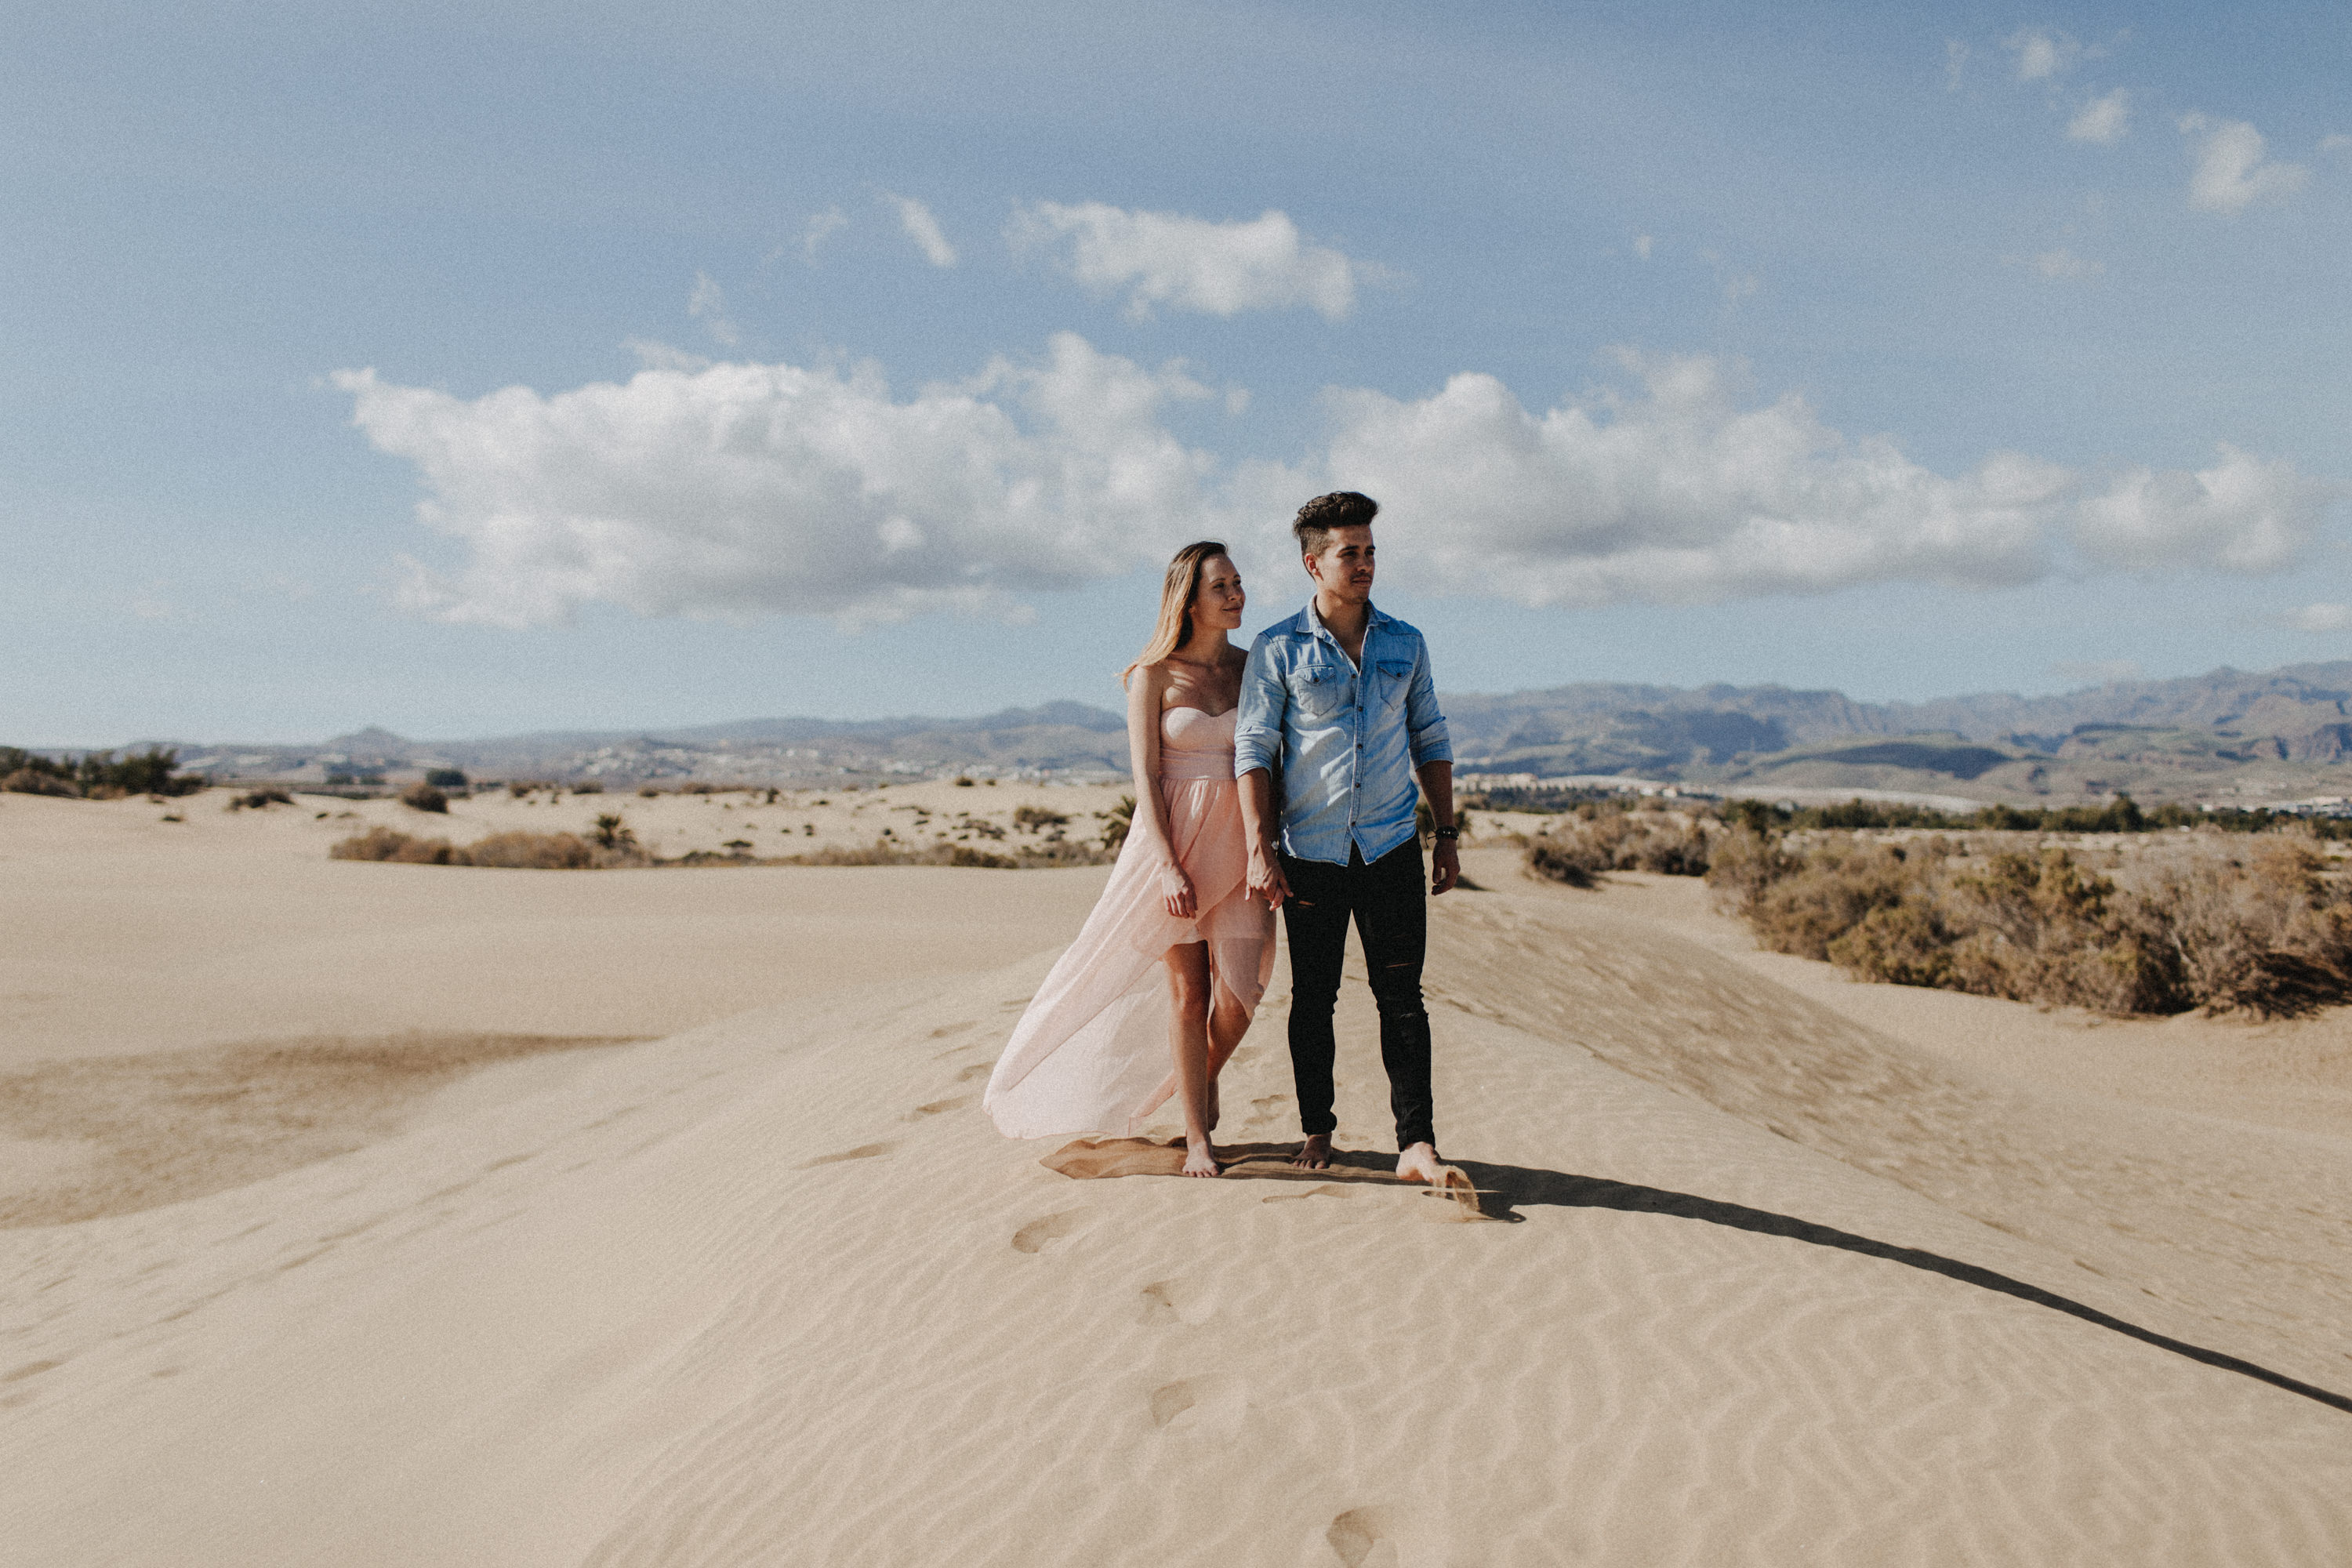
[2,745,207,799]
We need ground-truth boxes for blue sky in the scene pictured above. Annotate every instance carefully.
[5,1,2349,745]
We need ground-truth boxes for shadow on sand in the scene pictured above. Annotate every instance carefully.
[1408,1152,2351,1417]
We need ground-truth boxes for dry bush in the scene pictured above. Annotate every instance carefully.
[1525,837,1605,888]
[571,780,604,795]
[229,788,294,810]
[400,782,448,813]
[637,785,663,797]
[465,830,601,869]
[1719,825,2352,1018]
[1014,804,1070,833]
[1526,804,1713,887]
[4,768,81,797]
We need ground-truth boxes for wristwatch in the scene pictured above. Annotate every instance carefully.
[1432,824,1460,840]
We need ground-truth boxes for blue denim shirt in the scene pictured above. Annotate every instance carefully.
[1233,602,1453,866]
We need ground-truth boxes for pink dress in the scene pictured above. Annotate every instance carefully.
[984,706,1276,1139]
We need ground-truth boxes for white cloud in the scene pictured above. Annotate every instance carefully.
[1007,202,1358,321]
[1307,355,2337,606]
[1944,39,1969,92]
[2320,133,2352,158]
[800,207,848,260]
[1306,353,2077,605]
[881,193,957,267]
[2075,445,2337,573]
[2067,88,2130,144]
[2023,248,2104,279]
[1632,234,1654,260]
[2180,113,2310,213]
[332,334,1217,628]
[687,271,739,347]
[2003,27,2078,82]
[2274,603,2352,633]
[339,342,2339,627]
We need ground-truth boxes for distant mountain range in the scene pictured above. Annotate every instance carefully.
[114,662,2352,805]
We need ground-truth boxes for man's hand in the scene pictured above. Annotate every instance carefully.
[1247,843,1290,910]
[1431,839,1460,896]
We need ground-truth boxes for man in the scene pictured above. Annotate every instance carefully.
[1233,491,1457,1183]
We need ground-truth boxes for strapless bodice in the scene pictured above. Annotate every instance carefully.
[1160,706,1237,781]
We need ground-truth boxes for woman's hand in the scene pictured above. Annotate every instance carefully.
[1160,864,1197,920]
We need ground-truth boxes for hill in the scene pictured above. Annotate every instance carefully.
[88,661,2352,805]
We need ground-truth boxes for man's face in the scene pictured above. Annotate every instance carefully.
[1304,524,1375,605]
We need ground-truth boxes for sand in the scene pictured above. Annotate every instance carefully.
[3,792,2349,1565]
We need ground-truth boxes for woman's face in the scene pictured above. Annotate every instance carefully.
[1191,554,1245,631]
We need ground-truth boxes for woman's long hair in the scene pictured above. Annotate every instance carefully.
[1120,540,1230,688]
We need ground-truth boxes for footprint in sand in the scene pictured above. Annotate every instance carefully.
[1011,1210,1087,1254]
[794,1142,895,1168]
[903,1094,973,1120]
[1326,1506,1398,1568]
[927,1022,976,1039]
[1135,1279,1213,1327]
[1148,1373,1242,1432]
[1262,1183,1352,1203]
[953,1062,993,1083]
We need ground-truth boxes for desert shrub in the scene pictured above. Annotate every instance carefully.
[1098,795,1134,853]
[1719,827,2352,1018]
[230,788,294,810]
[1014,804,1069,833]
[955,775,975,787]
[572,780,604,794]
[332,826,419,861]
[637,785,663,797]
[465,831,600,869]
[401,782,448,813]
[424,768,467,788]
[1526,804,1714,886]
[3,768,80,797]
[1738,837,1920,961]
[591,813,637,851]
[1525,837,1604,888]
[507,780,545,798]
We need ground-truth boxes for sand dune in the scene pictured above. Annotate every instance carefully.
[4,801,2350,1564]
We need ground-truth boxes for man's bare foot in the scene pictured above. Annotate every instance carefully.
[1181,1138,1221,1177]
[1396,1142,1443,1185]
[1291,1133,1331,1170]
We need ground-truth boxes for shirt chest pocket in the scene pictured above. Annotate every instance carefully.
[1294,662,1353,719]
[1375,659,1413,710]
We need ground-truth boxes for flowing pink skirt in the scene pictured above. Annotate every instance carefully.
[984,771,1275,1139]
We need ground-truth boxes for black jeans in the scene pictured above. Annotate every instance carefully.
[1281,839,1435,1152]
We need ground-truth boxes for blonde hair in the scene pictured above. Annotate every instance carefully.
[1120,540,1231,688]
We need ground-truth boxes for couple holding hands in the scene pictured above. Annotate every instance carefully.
[984,491,1459,1182]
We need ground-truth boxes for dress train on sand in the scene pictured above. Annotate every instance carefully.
[984,706,1275,1139]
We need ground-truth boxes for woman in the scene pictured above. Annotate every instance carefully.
[983,542,1275,1176]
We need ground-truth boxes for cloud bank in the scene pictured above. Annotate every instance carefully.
[332,336,1214,627]
[339,341,2337,627]
[1009,202,1359,321]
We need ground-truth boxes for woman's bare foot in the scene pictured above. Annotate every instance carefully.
[1182,1138,1221,1177]
[1396,1142,1443,1185]
[1291,1133,1331,1170]
[1206,1079,1221,1134]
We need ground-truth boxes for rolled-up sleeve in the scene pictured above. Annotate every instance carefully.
[1405,639,1452,766]
[1232,637,1285,777]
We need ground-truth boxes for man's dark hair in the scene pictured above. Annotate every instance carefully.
[1293,491,1378,556]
